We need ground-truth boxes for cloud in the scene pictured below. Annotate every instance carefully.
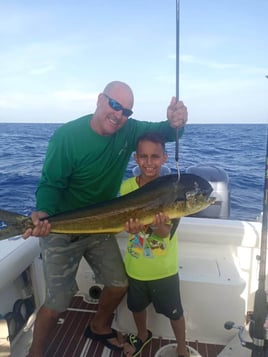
[180,55,237,69]
[53,90,97,101]
[168,53,267,75]
[0,89,97,110]
[0,89,99,123]
[29,64,55,75]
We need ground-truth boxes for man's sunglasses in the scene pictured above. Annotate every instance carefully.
[103,93,133,117]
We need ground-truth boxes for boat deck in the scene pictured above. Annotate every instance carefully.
[43,295,225,357]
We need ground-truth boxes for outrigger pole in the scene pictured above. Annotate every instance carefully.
[249,133,268,356]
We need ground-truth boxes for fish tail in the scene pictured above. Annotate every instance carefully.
[0,209,28,241]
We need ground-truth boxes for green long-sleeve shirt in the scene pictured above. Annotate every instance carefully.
[36,114,183,215]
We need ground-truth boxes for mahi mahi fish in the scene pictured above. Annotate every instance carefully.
[0,173,215,240]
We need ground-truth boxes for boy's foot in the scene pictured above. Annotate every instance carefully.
[124,330,152,357]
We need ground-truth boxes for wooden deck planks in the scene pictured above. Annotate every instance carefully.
[44,295,225,357]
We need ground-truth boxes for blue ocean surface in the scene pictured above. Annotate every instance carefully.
[0,123,267,221]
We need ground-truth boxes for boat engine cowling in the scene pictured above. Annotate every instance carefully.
[186,165,230,219]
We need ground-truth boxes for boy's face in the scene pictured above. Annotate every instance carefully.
[134,140,168,180]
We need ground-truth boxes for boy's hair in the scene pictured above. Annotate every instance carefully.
[135,132,166,151]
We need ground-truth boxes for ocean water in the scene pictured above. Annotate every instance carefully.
[0,123,267,221]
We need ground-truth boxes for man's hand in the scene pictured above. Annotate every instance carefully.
[167,97,188,128]
[22,211,51,239]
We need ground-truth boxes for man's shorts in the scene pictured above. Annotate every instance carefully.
[40,233,127,312]
[127,274,183,320]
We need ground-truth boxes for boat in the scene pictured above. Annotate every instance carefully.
[1,0,267,355]
[0,161,267,357]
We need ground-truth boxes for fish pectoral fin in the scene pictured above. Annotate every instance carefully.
[170,218,181,237]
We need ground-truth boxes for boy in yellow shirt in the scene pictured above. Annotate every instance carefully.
[120,132,187,357]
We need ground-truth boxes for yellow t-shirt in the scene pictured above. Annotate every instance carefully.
[120,176,178,281]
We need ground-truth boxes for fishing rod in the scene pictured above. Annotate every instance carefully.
[175,0,180,180]
[225,132,268,356]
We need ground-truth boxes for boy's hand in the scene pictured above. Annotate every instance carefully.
[150,213,172,237]
[124,213,171,237]
[124,218,145,234]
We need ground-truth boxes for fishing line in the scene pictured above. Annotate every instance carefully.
[175,0,180,180]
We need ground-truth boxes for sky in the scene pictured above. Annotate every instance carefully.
[0,0,267,124]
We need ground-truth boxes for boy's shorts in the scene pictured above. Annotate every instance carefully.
[127,274,183,320]
[40,233,127,312]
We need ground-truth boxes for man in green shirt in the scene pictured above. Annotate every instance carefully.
[23,80,188,356]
